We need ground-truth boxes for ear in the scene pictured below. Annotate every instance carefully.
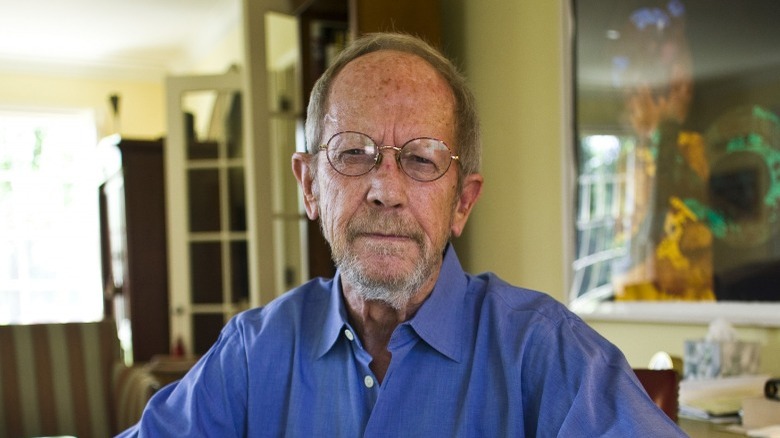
[292,152,320,220]
[450,173,483,237]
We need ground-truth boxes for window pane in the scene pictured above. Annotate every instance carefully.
[188,168,221,232]
[190,242,222,304]
[0,109,102,324]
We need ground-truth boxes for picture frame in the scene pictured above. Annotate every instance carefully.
[568,0,780,326]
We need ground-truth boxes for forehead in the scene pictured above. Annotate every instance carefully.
[325,50,456,141]
[334,50,445,87]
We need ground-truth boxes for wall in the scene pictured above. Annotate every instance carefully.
[0,72,165,139]
[441,0,566,298]
[442,0,780,375]
[0,8,243,140]
[175,19,244,75]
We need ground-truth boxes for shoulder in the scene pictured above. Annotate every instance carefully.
[470,272,582,328]
[221,277,334,345]
[468,272,619,361]
[236,277,332,322]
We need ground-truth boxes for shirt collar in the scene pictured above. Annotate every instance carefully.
[315,275,350,359]
[406,244,467,363]
[314,244,468,363]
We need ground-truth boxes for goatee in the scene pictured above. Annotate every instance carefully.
[328,211,446,310]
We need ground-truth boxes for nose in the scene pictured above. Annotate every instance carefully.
[366,146,407,207]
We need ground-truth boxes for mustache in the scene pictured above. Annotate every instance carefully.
[346,210,425,244]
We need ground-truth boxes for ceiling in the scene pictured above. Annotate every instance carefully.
[0,0,241,81]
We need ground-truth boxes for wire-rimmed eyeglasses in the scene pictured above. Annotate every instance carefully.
[318,131,459,182]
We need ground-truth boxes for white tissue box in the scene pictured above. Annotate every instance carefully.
[683,340,761,380]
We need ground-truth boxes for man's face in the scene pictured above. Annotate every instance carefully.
[294,50,481,308]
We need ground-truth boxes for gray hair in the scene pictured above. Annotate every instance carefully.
[305,32,482,187]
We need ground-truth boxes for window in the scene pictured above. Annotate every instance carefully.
[0,109,102,324]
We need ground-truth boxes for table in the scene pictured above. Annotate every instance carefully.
[680,418,744,437]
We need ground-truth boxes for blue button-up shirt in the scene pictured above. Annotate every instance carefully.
[120,246,684,437]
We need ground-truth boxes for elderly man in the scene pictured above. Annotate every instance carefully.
[119,33,684,436]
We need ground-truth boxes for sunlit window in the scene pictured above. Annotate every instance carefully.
[571,132,634,306]
[0,109,102,324]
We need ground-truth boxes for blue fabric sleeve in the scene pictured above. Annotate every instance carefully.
[115,320,249,437]
[521,314,685,437]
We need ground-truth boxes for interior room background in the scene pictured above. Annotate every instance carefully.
[0,0,777,375]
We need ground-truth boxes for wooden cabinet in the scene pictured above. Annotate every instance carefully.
[293,0,443,279]
[99,136,170,363]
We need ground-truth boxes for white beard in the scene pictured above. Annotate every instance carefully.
[327,210,447,310]
[337,244,435,310]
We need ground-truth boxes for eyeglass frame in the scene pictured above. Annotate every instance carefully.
[317,130,460,182]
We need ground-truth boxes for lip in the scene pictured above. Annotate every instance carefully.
[353,231,421,246]
[359,232,413,241]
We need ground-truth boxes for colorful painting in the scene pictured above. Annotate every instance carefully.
[570,0,780,309]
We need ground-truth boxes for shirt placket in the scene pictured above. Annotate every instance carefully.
[361,323,421,436]
[342,325,381,409]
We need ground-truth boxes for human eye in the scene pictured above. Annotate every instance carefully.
[329,134,376,172]
[335,144,375,163]
[404,152,435,166]
[340,147,371,157]
[401,142,440,175]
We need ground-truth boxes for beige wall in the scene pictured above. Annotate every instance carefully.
[0,13,242,141]
[442,0,566,296]
[443,0,780,374]
[178,22,244,75]
[0,72,165,139]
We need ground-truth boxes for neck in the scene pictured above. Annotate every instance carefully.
[341,281,431,383]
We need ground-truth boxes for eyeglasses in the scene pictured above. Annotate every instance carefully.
[318,131,459,182]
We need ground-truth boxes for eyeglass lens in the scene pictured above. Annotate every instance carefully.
[325,131,454,181]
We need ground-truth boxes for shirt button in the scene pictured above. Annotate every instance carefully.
[364,375,375,388]
[344,329,354,341]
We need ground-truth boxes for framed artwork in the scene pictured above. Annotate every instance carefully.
[569,0,780,325]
